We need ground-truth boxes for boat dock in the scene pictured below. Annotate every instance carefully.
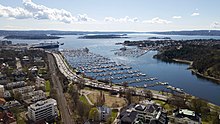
[61,48,185,94]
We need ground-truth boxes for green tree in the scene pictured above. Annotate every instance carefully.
[191,98,208,114]
[88,107,99,122]
[14,91,22,101]
[212,112,220,124]
[106,117,114,124]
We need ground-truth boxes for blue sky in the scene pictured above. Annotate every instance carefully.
[0,0,220,31]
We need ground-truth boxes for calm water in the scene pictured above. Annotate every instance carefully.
[6,33,220,105]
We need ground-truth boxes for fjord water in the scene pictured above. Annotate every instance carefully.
[8,34,220,105]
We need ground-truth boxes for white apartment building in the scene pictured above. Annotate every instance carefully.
[28,98,57,122]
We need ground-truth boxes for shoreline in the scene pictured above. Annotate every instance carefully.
[56,52,220,107]
[172,58,220,84]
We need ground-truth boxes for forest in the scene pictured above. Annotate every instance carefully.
[154,44,220,81]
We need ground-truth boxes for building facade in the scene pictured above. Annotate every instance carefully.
[97,106,112,121]
[28,98,57,122]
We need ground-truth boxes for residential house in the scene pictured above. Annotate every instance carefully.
[0,73,8,85]
[12,86,34,94]
[4,100,21,109]
[173,109,201,124]
[12,70,26,81]
[4,90,11,98]
[0,85,4,98]
[119,103,168,124]
[5,81,26,90]
[35,77,46,88]
[22,90,46,104]
[97,106,112,121]
[0,110,16,124]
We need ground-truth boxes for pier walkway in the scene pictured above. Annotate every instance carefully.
[52,52,169,102]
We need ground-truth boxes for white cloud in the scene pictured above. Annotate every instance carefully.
[172,16,182,19]
[211,22,220,29]
[0,0,95,23]
[104,16,139,23]
[143,17,171,24]
[22,0,95,23]
[191,12,200,16]
[76,14,95,22]
[0,4,32,19]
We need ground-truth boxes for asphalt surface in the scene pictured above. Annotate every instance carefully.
[47,53,74,124]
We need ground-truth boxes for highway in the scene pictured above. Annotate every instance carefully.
[52,52,169,102]
[47,53,74,124]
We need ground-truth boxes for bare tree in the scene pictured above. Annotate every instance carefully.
[96,91,105,107]
[144,89,153,100]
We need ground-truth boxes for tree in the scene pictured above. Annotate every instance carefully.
[88,107,99,122]
[212,112,220,124]
[68,84,79,107]
[144,90,153,99]
[125,89,135,104]
[168,96,186,108]
[14,91,22,101]
[50,88,57,99]
[76,79,85,91]
[96,91,105,107]
[77,101,91,122]
[106,117,114,124]
[190,98,208,114]
[122,82,128,92]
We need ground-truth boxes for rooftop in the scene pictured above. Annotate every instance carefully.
[179,109,195,116]
[30,98,57,109]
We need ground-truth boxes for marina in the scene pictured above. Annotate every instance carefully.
[62,48,186,94]
[62,48,160,86]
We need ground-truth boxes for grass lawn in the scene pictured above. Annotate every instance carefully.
[153,100,175,112]
[111,109,118,120]
[45,80,51,92]
[86,90,126,108]
[153,100,165,106]
[17,113,26,124]
[46,91,50,97]
[80,95,90,105]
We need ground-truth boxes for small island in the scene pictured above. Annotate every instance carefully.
[78,34,129,39]
[4,34,63,40]
[148,37,171,40]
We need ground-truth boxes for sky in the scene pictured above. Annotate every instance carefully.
[0,0,220,31]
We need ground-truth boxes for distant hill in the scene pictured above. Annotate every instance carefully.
[78,34,129,39]
[150,30,220,36]
[4,34,62,40]
[0,30,136,36]
[1,30,220,37]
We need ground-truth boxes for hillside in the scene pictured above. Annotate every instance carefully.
[154,44,220,82]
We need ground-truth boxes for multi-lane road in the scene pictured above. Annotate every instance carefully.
[48,53,74,124]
